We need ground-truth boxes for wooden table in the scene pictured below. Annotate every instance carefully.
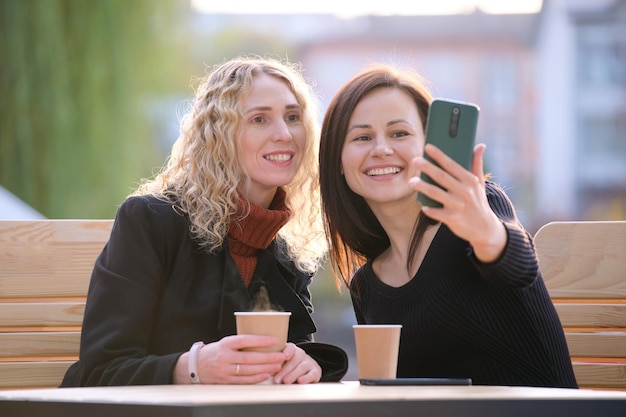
[1,381,626,417]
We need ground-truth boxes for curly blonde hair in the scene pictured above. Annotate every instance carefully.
[133,56,326,273]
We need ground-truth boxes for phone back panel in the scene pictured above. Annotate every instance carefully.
[418,98,479,207]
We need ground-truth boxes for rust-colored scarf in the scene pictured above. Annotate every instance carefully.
[227,188,291,286]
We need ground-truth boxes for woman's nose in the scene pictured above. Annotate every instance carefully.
[371,137,393,157]
[271,120,293,142]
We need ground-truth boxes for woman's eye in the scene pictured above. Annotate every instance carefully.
[392,131,409,138]
[353,135,370,142]
[252,116,264,124]
[286,113,301,122]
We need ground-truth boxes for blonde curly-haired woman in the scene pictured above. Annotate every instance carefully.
[61,56,347,387]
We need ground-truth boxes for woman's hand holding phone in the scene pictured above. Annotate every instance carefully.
[411,98,507,263]
[412,143,506,263]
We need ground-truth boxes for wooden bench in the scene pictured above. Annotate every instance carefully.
[2,219,623,390]
[534,221,626,391]
[0,219,113,390]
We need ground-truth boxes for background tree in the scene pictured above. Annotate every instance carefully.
[0,0,190,218]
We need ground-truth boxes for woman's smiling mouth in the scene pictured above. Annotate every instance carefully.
[264,153,292,162]
[366,167,401,176]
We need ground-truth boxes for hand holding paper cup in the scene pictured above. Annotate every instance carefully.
[353,324,402,379]
[235,311,291,384]
[234,311,291,352]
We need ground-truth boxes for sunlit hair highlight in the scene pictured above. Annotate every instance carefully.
[133,56,325,273]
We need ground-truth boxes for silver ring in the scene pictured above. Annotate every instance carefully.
[235,363,240,376]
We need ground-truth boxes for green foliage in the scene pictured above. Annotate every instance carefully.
[0,0,189,218]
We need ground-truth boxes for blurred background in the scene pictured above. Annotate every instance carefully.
[2,0,625,379]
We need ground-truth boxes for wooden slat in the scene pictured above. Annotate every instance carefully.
[1,245,99,298]
[565,332,626,358]
[0,219,113,243]
[534,221,626,391]
[0,332,80,358]
[0,361,72,389]
[554,303,626,328]
[0,220,112,389]
[534,221,626,299]
[0,301,86,328]
[0,363,623,390]
[573,363,626,389]
[0,220,112,298]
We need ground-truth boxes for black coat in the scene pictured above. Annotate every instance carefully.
[61,195,347,386]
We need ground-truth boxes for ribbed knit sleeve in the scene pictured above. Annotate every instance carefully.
[469,182,539,289]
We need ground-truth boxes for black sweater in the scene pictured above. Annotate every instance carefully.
[350,182,578,388]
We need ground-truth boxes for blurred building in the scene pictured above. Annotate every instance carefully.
[297,12,539,227]
[536,0,626,226]
[191,0,626,232]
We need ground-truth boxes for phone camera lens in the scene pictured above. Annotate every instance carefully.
[449,107,460,137]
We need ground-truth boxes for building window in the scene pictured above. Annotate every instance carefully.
[578,23,626,88]
[482,56,518,109]
[578,114,626,185]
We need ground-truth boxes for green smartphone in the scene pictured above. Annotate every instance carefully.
[417,98,480,208]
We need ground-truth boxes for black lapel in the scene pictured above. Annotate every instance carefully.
[217,247,252,333]
[249,247,316,341]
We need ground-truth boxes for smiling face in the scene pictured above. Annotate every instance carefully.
[236,73,306,208]
[341,87,425,208]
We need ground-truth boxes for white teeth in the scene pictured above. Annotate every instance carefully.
[367,167,401,176]
[265,154,292,162]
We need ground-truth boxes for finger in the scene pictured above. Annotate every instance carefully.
[296,367,322,384]
[273,345,303,383]
[223,334,279,351]
[417,149,463,196]
[423,143,465,178]
[234,350,287,366]
[231,362,283,378]
[413,176,448,209]
[274,349,321,384]
[233,372,275,385]
[281,342,297,361]
[471,143,487,179]
[280,360,322,385]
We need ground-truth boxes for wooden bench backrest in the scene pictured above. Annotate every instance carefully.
[2,219,623,390]
[0,220,113,390]
[534,221,626,390]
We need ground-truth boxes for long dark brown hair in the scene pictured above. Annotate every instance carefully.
[319,64,437,290]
